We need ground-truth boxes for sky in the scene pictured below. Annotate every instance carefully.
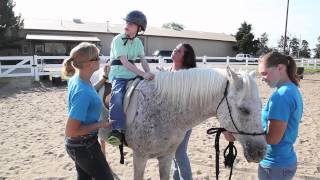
[12,0,320,53]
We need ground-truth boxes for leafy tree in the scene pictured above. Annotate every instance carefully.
[0,0,24,49]
[257,32,271,56]
[313,36,320,58]
[233,21,259,55]
[289,37,300,57]
[162,22,184,31]
[299,40,311,58]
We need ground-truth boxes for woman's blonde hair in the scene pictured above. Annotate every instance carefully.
[62,42,100,77]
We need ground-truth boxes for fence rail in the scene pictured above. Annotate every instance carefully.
[0,55,319,81]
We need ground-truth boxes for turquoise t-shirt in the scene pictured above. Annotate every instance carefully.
[67,75,103,135]
[109,33,145,80]
[260,82,303,168]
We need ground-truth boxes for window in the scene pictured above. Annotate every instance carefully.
[22,45,29,55]
[35,44,45,55]
[44,43,66,55]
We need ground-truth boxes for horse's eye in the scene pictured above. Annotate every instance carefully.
[239,107,250,115]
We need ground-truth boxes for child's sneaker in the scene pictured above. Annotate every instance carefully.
[106,130,123,146]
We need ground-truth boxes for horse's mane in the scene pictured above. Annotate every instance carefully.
[154,68,227,110]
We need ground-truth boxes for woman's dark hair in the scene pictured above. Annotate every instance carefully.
[181,43,196,69]
[260,51,299,86]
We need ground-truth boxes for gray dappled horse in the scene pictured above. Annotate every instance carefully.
[93,67,267,180]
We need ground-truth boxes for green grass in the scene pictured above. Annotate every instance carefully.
[0,77,13,85]
[304,68,320,73]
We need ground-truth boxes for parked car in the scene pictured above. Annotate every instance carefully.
[235,53,257,62]
[152,50,173,63]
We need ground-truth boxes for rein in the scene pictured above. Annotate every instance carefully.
[207,80,265,180]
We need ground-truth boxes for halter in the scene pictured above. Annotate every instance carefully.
[207,80,265,180]
[216,80,266,136]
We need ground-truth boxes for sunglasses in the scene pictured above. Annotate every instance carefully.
[89,56,100,62]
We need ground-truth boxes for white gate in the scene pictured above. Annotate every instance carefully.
[0,56,34,77]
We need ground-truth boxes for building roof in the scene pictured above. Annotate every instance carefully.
[26,34,100,42]
[23,18,236,42]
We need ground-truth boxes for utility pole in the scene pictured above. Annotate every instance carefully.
[283,0,290,54]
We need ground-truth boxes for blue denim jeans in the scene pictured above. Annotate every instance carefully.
[172,129,193,180]
[109,78,132,130]
[65,140,114,180]
[258,163,297,180]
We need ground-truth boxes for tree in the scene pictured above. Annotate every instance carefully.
[277,35,291,55]
[299,40,311,58]
[313,36,320,58]
[289,37,300,57]
[257,32,271,56]
[0,0,24,49]
[162,22,184,31]
[233,21,259,55]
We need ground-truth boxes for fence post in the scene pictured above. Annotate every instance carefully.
[314,59,317,69]
[245,56,249,71]
[226,56,230,67]
[203,55,207,64]
[300,58,304,67]
[0,59,2,75]
[158,56,164,66]
[33,55,40,81]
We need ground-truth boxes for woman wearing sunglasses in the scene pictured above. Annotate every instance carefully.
[62,42,114,180]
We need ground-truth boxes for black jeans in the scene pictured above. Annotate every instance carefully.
[66,140,114,180]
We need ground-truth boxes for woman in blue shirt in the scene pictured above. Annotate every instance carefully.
[63,42,114,180]
[223,52,303,180]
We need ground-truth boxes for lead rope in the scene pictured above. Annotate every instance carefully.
[207,127,237,180]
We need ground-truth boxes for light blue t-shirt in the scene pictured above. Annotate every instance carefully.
[260,82,303,168]
[67,75,102,134]
[108,33,145,80]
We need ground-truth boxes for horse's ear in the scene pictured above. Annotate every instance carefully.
[227,66,243,90]
[249,70,256,79]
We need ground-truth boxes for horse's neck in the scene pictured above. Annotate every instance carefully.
[155,69,228,130]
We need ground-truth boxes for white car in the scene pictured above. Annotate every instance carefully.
[235,54,257,62]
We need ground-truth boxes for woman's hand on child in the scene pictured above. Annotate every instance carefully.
[103,64,110,76]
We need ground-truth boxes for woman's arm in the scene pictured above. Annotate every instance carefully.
[266,120,287,144]
[94,65,109,91]
[65,117,112,137]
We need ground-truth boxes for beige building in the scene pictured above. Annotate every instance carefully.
[2,18,236,57]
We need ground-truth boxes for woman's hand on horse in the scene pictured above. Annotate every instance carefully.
[143,72,155,80]
[223,131,236,142]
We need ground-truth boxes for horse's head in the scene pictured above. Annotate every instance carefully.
[217,67,266,163]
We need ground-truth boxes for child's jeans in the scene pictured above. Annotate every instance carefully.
[109,78,132,130]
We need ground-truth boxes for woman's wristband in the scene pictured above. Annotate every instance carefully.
[102,75,108,80]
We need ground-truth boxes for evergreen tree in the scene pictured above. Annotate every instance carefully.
[290,37,300,57]
[277,35,291,55]
[299,40,311,58]
[0,0,24,49]
[233,21,259,55]
[313,36,320,58]
[162,22,184,31]
[257,32,271,56]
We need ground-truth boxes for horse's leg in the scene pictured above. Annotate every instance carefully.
[158,154,174,180]
[133,151,148,180]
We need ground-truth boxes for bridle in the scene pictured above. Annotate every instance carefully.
[207,80,265,180]
[216,80,266,136]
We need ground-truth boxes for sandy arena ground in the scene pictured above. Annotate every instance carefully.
[0,64,319,180]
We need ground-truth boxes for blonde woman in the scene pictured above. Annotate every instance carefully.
[62,42,114,180]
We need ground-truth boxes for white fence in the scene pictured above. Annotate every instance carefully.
[0,56,319,81]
